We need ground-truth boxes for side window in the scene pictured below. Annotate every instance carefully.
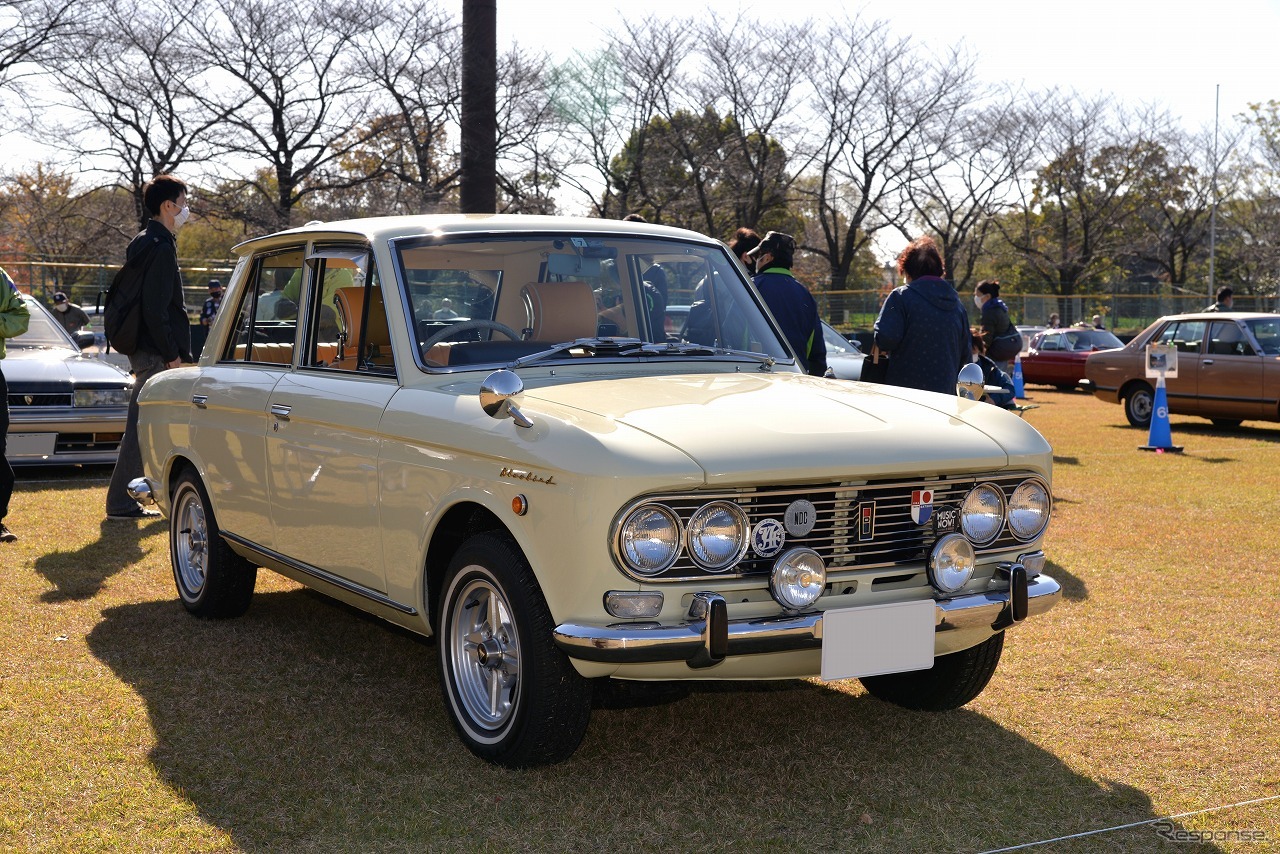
[302,250,395,375]
[220,248,304,364]
[1039,334,1061,351]
[1157,321,1205,354]
[1208,321,1253,356]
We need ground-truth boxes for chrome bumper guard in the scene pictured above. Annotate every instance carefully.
[553,568,1060,668]
[127,477,157,506]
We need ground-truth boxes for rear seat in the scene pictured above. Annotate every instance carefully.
[229,342,340,365]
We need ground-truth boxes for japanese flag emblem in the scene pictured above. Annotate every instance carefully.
[911,489,933,525]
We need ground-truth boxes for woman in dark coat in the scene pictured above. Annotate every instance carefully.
[872,237,971,395]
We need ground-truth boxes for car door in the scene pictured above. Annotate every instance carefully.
[189,250,299,550]
[1198,320,1264,420]
[265,247,397,595]
[1151,320,1204,413]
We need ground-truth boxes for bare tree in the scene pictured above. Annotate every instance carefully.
[0,0,80,87]
[43,0,237,228]
[350,2,460,212]
[187,0,383,231]
[997,95,1169,297]
[798,15,977,289]
[904,90,1037,289]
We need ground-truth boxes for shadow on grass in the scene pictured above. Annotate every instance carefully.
[1045,560,1087,601]
[1052,455,1081,466]
[85,588,1221,852]
[33,516,165,602]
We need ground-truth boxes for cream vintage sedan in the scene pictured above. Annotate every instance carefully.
[131,215,1059,767]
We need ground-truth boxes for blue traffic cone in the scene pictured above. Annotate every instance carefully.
[1139,375,1183,453]
[1012,355,1026,399]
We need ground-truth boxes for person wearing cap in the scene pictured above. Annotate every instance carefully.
[746,231,827,376]
[200,279,223,327]
[51,291,91,334]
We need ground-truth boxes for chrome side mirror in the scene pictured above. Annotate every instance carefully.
[956,362,984,401]
[480,369,533,428]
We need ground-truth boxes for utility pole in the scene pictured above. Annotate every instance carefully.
[459,0,497,213]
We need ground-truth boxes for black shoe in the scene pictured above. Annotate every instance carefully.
[107,507,161,520]
[0,523,15,543]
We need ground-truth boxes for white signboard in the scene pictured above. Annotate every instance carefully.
[1145,343,1178,379]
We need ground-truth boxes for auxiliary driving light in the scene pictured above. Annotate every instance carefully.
[929,533,976,593]
[769,547,826,610]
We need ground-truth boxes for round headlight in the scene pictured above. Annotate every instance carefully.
[619,504,682,575]
[960,483,1005,545]
[770,548,827,610]
[929,533,976,593]
[1008,479,1052,541]
[686,501,749,571]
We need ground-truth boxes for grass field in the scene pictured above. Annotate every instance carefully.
[2,387,1278,852]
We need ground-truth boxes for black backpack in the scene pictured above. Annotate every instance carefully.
[102,237,159,356]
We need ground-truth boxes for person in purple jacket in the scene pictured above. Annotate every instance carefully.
[872,236,971,395]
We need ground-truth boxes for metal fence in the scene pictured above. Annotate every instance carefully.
[1,257,235,321]
[5,256,1275,336]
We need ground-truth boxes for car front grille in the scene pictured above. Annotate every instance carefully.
[625,472,1048,582]
[8,392,74,407]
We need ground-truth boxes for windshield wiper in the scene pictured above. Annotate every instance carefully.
[507,337,776,371]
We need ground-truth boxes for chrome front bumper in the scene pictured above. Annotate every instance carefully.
[553,570,1060,669]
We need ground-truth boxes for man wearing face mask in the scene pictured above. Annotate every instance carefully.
[105,174,193,520]
[51,292,91,334]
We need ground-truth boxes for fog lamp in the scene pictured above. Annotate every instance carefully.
[604,591,664,619]
[769,547,826,610]
[929,534,976,593]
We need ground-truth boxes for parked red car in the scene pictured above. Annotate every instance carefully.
[1020,327,1123,390]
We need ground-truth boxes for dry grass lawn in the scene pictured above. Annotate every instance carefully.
[1,387,1277,852]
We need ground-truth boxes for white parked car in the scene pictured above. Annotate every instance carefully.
[131,215,1059,766]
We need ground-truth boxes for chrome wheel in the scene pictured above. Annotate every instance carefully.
[1125,384,1153,428]
[446,573,522,733]
[168,469,257,618]
[173,483,209,600]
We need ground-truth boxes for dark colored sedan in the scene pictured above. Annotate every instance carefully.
[1085,312,1280,428]
[5,294,133,465]
[1021,327,1123,390]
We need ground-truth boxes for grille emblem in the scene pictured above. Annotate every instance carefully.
[858,502,875,540]
[24,395,34,405]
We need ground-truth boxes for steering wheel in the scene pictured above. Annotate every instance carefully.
[421,319,522,351]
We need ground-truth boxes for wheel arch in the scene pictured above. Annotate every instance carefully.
[424,502,508,631]
[1119,377,1154,402]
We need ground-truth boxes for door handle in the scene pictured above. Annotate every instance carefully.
[270,404,292,420]
[1201,359,1214,365]
[191,394,208,409]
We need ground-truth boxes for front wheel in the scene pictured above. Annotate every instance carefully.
[438,532,591,767]
[859,632,1004,710]
[1124,383,1154,428]
[170,469,257,618]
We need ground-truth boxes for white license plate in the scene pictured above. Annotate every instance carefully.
[7,432,57,457]
[820,600,935,681]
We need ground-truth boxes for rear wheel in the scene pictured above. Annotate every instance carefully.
[438,532,591,767]
[1123,383,1154,428]
[859,632,1004,710]
[170,469,257,618]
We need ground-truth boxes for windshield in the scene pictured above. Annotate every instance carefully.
[14,298,77,349]
[822,323,861,356]
[393,233,792,370]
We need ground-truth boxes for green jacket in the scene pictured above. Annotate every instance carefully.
[0,267,32,360]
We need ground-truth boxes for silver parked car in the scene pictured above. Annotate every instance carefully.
[5,294,133,465]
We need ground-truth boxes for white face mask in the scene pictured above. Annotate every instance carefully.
[173,204,191,228]
[55,303,69,312]
[973,294,985,309]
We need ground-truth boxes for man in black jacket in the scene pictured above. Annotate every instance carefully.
[105,175,193,520]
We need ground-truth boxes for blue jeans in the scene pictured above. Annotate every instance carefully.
[105,350,168,515]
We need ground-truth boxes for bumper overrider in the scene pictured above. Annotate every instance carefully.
[554,557,1059,669]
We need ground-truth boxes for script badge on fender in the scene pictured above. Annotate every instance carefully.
[911,489,933,525]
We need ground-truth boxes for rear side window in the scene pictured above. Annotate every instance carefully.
[220,248,304,364]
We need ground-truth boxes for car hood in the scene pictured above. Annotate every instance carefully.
[520,371,1048,485]
[2,348,133,386]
